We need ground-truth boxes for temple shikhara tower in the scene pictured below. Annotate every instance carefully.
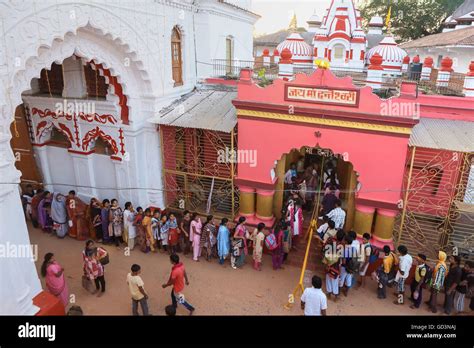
[313,0,367,71]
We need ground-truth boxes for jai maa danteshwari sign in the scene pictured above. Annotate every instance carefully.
[285,85,360,107]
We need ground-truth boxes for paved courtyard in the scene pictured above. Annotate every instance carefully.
[29,222,442,316]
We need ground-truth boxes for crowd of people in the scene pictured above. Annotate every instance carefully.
[25,183,302,315]
[283,156,474,316]
[24,149,474,316]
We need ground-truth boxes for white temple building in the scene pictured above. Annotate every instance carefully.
[0,0,258,315]
[256,0,406,75]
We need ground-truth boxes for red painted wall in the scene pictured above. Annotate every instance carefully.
[237,117,410,205]
[234,69,418,206]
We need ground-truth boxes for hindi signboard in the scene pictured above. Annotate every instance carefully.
[285,85,360,107]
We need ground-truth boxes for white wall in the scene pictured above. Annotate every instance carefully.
[195,0,258,79]
[404,47,473,73]
[92,153,118,201]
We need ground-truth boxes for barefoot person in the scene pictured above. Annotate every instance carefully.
[217,218,231,265]
[82,241,106,297]
[41,253,69,308]
[162,254,195,315]
[251,223,266,271]
[190,213,202,261]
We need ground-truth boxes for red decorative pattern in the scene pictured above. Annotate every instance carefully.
[57,122,75,144]
[78,112,117,124]
[82,126,119,155]
[36,120,50,138]
[90,60,129,125]
[73,113,80,146]
[32,107,73,121]
[118,128,125,155]
[32,107,116,125]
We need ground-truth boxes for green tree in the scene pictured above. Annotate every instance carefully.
[360,0,465,42]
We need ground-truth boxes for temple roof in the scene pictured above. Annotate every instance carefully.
[254,29,313,47]
[448,0,474,22]
[409,117,474,152]
[150,85,237,133]
[400,26,474,48]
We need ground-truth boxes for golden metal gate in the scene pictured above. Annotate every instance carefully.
[394,146,474,260]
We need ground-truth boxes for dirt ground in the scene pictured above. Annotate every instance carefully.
[29,223,451,316]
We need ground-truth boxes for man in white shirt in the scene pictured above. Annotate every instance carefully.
[325,200,346,230]
[394,245,413,304]
[301,276,327,316]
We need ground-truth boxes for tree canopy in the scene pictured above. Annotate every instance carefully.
[360,0,465,42]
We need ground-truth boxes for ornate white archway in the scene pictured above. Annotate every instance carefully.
[0,2,161,314]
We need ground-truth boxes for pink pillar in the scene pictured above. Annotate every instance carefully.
[372,208,398,250]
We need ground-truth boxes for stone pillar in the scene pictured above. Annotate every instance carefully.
[33,146,54,192]
[401,55,410,73]
[373,208,397,249]
[463,61,474,97]
[239,186,256,218]
[273,49,280,64]
[262,48,270,67]
[352,204,375,237]
[62,56,87,99]
[70,153,98,201]
[420,56,433,80]
[436,56,453,88]
[278,48,293,79]
[256,188,275,224]
[367,53,384,90]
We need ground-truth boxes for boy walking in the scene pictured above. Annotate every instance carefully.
[126,264,149,315]
[162,254,195,315]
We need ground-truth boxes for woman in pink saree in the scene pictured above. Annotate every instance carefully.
[41,253,69,308]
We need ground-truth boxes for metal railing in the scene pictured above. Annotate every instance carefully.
[211,59,467,97]
[401,69,465,97]
[212,59,278,81]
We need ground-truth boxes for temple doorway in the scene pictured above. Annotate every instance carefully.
[273,146,359,233]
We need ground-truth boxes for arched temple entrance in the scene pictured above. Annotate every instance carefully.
[232,67,419,248]
[273,146,358,232]
[1,6,159,314]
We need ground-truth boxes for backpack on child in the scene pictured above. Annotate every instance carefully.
[265,233,278,251]
[420,264,433,287]
[365,243,380,264]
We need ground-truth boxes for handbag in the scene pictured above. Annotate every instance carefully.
[98,247,109,265]
[82,275,94,293]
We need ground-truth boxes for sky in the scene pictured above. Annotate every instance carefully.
[251,0,365,36]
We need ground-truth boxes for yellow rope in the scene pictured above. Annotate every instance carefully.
[284,155,325,310]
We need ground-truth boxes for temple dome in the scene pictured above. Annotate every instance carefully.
[366,36,407,72]
[276,32,313,64]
